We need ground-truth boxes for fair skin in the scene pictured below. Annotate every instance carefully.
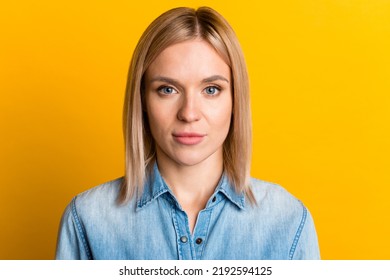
[144,39,232,233]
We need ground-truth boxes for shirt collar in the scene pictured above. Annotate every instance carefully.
[136,163,169,210]
[136,163,246,211]
[214,174,246,210]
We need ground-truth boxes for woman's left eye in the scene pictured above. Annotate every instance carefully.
[204,86,220,96]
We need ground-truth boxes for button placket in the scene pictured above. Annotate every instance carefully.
[192,208,213,259]
[172,206,192,260]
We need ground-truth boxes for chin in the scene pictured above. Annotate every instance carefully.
[174,157,207,167]
[171,150,219,167]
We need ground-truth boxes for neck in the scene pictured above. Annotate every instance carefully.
[156,149,223,210]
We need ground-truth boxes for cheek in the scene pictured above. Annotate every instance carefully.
[145,99,171,134]
[220,111,233,131]
[145,95,159,128]
[147,110,163,132]
[210,99,232,130]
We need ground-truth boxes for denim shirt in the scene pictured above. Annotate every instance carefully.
[56,165,320,260]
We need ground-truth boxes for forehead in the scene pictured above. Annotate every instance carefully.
[145,39,231,81]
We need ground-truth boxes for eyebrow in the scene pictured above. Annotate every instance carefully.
[148,75,230,85]
[149,76,179,85]
[202,75,230,84]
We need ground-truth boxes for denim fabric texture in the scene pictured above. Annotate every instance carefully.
[56,164,320,260]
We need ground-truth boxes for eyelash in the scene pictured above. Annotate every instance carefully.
[157,86,178,95]
[156,85,222,96]
[203,86,221,96]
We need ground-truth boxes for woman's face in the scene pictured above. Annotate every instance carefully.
[144,39,232,168]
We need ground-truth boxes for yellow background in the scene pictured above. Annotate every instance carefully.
[1,0,389,259]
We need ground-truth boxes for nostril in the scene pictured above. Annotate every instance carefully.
[177,102,200,122]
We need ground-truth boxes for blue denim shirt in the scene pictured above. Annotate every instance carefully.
[56,165,320,259]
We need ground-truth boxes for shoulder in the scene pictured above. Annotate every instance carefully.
[56,177,127,260]
[248,178,308,225]
[76,177,122,203]
[69,177,129,218]
[247,178,320,259]
[249,178,302,206]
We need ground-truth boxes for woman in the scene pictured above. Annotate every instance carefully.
[56,6,320,260]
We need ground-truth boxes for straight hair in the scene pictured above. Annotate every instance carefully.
[119,6,254,204]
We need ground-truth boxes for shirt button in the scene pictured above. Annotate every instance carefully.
[212,197,216,202]
[180,236,188,243]
[195,238,203,245]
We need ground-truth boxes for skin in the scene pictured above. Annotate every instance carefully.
[144,39,232,233]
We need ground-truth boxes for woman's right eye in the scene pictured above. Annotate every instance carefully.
[157,86,177,95]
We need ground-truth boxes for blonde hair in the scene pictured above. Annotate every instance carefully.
[119,6,254,204]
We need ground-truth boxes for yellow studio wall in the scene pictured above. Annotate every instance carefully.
[0,0,389,259]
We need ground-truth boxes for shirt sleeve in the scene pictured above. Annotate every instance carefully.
[55,197,92,260]
[291,206,321,260]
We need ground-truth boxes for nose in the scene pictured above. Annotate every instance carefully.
[177,93,200,122]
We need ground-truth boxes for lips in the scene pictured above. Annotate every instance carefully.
[172,132,206,145]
